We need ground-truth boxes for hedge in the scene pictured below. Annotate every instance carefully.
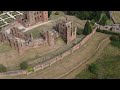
[0,64,7,72]
[20,61,28,70]
[96,29,120,36]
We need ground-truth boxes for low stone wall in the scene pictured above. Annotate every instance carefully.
[0,70,27,77]
[0,27,98,77]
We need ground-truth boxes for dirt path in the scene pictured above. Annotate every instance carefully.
[0,32,110,79]
[60,37,110,79]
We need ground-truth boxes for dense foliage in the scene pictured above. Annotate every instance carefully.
[88,63,98,75]
[96,29,120,36]
[67,11,102,21]
[83,21,92,35]
[20,61,28,70]
[110,35,119,41]
[98,14,108,26]
[66,11,110,25]
[48,11,52,17]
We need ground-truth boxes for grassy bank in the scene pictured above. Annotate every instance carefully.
[76,43,120,79]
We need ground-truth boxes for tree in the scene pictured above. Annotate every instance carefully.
[99,14,108,26]
[110,35,119,41]
[83,21,92,35]
[20,61,28,70]
[91,19,95,26]
[48,11,52,17]
[0,64,7,72]
[88,63,98,75]
[66,11,103,21]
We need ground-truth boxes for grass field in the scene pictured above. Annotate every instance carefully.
[0,43,12,53]
[76,43,120,79]
[111,11,120,24]
[0,32,110,79]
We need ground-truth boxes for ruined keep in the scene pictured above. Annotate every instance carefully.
[17,11,48,27]
[56,18,77,44]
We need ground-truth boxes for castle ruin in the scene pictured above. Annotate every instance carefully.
[17,11,48,28]
[56,18,77,44]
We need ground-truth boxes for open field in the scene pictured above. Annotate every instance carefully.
[111,11,120,24]
[75,42,120,79]
[0,32,110,79]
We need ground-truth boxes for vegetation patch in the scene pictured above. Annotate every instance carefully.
[0,64,7,72]
[0,21,5,26]
[5,18,15,23]
[0,14,9,19]
[88,63,99,75]
[0,43,12,53]
[76,43,120,79]
[83,20,93,35]
[20,61,28,70]
[96,29,120,36]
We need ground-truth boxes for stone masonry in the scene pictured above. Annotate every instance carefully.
[16,11,48,28]
[56,18,77,44]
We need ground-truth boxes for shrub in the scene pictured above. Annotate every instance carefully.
[0,64,7,72]
[110,41,120,49]
[27,67,34,72]
[88,63,98,75]
[110,35,119,41]
[55,11,59,15]
[96,29,120,36]
[91,19,95,26]
[20,61,28,70]
[48,11,52,17]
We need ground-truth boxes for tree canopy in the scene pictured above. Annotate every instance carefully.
[83,21,92,35]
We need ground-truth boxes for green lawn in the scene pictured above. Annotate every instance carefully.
[0,43,12,53]
[76,43,120,79]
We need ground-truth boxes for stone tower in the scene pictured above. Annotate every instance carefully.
[17,11,48,28]
[56,18,77,44]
